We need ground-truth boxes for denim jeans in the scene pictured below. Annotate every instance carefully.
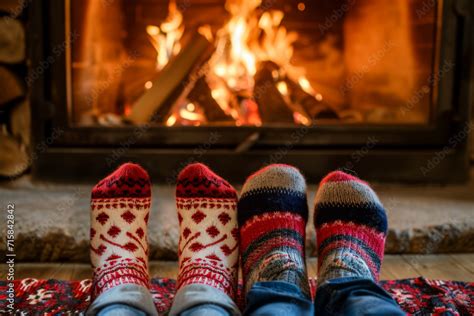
[88,277,404,316]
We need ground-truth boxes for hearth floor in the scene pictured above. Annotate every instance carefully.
[0,166,473,261]
[3,255,474,282]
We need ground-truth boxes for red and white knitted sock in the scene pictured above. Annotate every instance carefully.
[176,163,239,299]
[90,163,151,299]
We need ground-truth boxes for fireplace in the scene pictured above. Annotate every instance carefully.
[29,0,473,182]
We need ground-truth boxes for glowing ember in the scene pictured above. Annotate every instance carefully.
[166,114,177,126]
[144,81,153,89]
[277,81,289,96]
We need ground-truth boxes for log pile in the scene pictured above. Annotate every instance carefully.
[0,6,30,178]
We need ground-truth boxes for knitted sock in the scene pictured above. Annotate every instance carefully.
[90,163,151,298]
[238,164,310,297]
[176,163,239,299]
[314,171,387,285]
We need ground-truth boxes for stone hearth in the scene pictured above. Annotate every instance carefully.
[1,167,473,262]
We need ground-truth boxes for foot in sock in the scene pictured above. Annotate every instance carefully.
[238,164,310,297]
[90,163,151,298]
[176,163,239,299]
[314,171,387,284]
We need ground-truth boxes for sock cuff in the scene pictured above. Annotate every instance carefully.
[92,259,150,298]
[177,264,237,299]
[238,189,308,225]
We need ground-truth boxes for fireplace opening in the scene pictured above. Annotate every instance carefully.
[28,0,472,182]
[70,0,437,127]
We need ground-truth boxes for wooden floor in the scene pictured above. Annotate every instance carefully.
[2,254,474,282]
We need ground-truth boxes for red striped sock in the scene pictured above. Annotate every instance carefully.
[238,164,310,297]
[314,171,387,284]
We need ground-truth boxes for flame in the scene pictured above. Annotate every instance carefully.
[166,114,177,126]
[298,77,313,94]
[147,0,184,71]
[206,0,322,125]
[209,0,262,92]
[179,102,205,126]
[145,0,325,127]
[293,112,310,126]
[276,81,288,96]
[298,76,323,101]
[168,102,207,126]
[211,87,233,114]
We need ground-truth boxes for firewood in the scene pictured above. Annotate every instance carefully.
[9,100,30,147]
[0,66,24,105]
[0,18,25,64]
[128,32,215,124]
[187,76,232,122]
[285,78,338,120]
[253,61,294,124]
[0,133,29,178]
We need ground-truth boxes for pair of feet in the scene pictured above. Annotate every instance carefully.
[90,163,387,304]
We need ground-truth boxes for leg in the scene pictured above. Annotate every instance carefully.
[313,171,404,316]
[169,163,240,316]
[238,164,314,316]
[86,163,157,316]
[98,304,146,316]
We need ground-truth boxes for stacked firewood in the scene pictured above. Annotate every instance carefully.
[0,2,30,178]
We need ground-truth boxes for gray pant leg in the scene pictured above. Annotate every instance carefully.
[169,284,241,316]
[86,284,158,316]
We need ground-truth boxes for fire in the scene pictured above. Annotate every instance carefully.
[146,0,184,71]
[147,0,323,126]
[166,102,205,126]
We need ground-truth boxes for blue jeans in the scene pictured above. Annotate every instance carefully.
[89,278,404,315]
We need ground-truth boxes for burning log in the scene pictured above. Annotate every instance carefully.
[253,61,294,124]
[128,31,215,124]
[187,76,232,122]
[285,78,339,120]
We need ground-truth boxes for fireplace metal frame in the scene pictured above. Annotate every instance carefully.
[29,0,473,183]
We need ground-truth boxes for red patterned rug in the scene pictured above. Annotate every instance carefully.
[1,277,473,315]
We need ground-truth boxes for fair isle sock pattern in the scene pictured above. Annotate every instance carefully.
[90,163,151,299]
[314,171,387,285]
[238,164,310,298]
[176,163,239,299]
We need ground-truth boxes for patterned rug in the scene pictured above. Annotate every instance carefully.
[0,277,473,315]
